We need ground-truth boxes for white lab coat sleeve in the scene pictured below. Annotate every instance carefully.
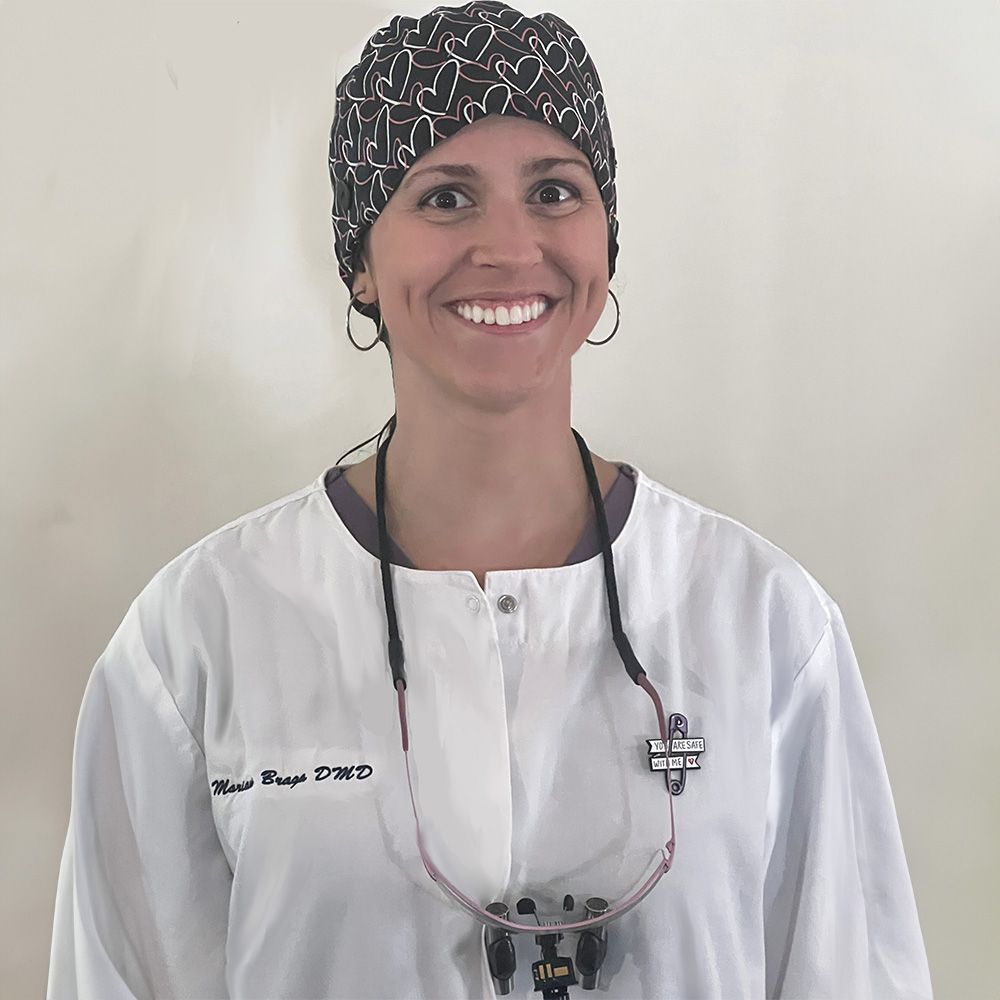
[762,600,932,999]
[47,598,232,999]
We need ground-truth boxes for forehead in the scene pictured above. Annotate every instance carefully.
[422,114,579,162]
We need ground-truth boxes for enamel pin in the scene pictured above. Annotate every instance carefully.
[647,713,705,795]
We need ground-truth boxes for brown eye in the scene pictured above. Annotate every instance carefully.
[536,182,577,205]
[422,188,472,210]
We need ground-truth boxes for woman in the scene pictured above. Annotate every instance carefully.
[48,3,932,998]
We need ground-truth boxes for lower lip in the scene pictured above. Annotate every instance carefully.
[447,301,556,335]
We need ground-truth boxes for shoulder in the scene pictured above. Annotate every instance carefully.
[628,465,837,668]
[110,474,336,714]
[139,474,332,597]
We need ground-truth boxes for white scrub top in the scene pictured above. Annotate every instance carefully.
[47,463,932,999]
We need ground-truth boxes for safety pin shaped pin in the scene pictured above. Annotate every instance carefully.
[646,713,706,794]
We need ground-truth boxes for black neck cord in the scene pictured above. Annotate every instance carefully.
[373,413,647,691]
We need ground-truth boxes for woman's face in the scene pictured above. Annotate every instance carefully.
[351,114,610,412]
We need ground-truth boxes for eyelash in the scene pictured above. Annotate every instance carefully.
[419,180,580,210]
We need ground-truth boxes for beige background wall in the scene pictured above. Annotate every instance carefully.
[2,1,997,996]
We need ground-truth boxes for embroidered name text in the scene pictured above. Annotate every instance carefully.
[261,769,308,789]
[315,764,374,781]
[211,777,254,796]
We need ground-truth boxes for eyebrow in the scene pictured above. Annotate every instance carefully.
[400,156,592,192]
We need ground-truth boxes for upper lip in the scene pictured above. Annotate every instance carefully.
[447,291,557,305]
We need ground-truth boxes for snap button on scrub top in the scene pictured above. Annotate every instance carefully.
[465,595,481,613]
[497,594,518,614]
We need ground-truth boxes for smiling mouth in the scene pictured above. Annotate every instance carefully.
[447,299,557,334]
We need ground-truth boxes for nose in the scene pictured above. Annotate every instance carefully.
[468,204,547,266]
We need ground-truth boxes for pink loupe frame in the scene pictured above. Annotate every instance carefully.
[392,672,676,933]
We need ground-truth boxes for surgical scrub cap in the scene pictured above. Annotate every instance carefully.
[329,1,620,325]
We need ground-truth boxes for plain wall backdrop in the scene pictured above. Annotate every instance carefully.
[1,1,998,996]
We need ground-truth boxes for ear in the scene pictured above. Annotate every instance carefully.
[351,238,376,303]
[351,268,374,304]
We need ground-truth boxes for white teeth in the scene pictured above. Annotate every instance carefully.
[454,299,549,326]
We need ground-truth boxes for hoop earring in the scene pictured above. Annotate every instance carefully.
[586,287,620,345]
[347,295,386,351]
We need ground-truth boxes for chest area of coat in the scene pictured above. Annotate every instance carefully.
[202,624,767,906]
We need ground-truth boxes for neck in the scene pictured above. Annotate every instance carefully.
[346,373,617,579]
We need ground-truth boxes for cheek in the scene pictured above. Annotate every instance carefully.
[563,209,611,271]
